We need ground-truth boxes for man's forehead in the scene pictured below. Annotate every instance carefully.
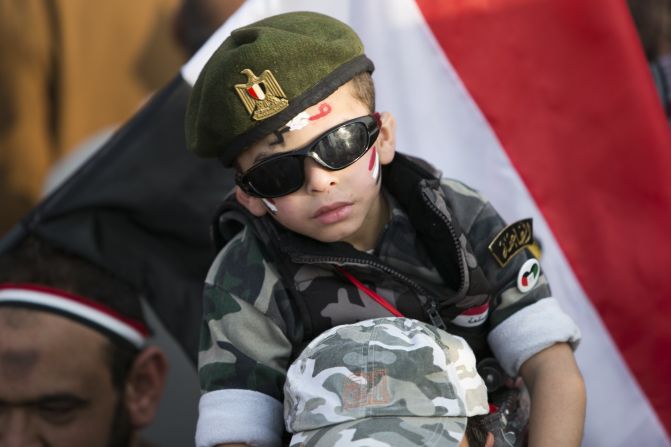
[0,314,112,396]
[0,306,38,328]
[1,306,81,330]
[0,307,110,350]
[0,348,39,381]
[0,346,106,406]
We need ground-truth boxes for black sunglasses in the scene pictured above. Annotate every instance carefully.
[236,115,380,198]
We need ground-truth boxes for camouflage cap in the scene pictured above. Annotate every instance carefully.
[185,11,374,166]
[284,317,489,447]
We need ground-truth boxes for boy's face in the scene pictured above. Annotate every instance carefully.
[235,83,396,251]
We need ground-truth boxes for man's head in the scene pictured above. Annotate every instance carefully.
[0,238,167,446]
[283,317,493,447]
[186,12,397,250]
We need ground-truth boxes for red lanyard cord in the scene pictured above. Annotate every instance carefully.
[335,266,404,317]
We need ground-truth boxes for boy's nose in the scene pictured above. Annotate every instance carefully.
[0,410,41,447]
[304,158,337,193]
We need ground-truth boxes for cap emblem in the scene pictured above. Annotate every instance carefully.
[342,370,391,410]
[234,68,289,120]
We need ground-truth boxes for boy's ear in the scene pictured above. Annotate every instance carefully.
[235,186,268,217]
[376,111,397,165]
[124,346,168,429]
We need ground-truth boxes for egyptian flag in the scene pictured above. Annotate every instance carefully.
[182,0,671,444]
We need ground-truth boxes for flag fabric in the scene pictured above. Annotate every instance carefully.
[0,76,235,364]
[182,1,671,445]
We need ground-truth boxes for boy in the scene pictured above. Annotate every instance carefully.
[186,11,585,447]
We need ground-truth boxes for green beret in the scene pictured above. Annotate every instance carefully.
[185,11,374,165]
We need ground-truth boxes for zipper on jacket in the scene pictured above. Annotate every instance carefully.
[421,188,466,297]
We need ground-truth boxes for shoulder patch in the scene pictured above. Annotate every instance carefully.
[488,218,534,267]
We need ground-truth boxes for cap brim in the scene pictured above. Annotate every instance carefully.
[289,415,467,447]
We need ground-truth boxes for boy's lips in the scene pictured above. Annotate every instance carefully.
[312,202,353,224]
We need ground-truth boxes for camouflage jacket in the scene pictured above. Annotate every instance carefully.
[195,153,580,447]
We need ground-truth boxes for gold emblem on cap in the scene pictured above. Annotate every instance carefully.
[234,69,289,121]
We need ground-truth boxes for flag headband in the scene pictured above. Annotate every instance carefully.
[0,283,150,349]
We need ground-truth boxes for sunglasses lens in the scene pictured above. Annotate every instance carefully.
[246,156,304,197]
[314,122,370,169]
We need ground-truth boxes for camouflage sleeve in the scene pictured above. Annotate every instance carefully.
[441,179,580,376]
[196,227,295,446]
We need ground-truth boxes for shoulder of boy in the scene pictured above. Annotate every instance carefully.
[206,226,282,305]
[437,178,546,300]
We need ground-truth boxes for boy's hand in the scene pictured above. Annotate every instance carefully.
[520,342,586,447]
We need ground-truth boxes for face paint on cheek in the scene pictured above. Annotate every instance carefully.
[261,198,278,215]
[368,146,381,183]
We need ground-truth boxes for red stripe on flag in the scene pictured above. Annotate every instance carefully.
[416,0,671,433]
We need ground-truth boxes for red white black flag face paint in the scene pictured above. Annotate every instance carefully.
[286,112,310,131]
[368,147,380,182]
[184,1,671,444]
[285,103,333,131]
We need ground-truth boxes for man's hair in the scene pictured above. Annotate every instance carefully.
[0,236,147,390]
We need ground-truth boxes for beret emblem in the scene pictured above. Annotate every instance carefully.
[234,68,289,121]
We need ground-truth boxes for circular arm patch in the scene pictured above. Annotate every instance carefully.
[517,258,541,293]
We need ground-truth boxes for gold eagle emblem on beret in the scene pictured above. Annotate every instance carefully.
[234,69,289,121]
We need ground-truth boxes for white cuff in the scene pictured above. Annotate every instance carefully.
[196,389,284,447]
[488,297,581,376]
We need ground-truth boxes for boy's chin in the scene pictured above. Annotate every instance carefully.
[306,227,359,246]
